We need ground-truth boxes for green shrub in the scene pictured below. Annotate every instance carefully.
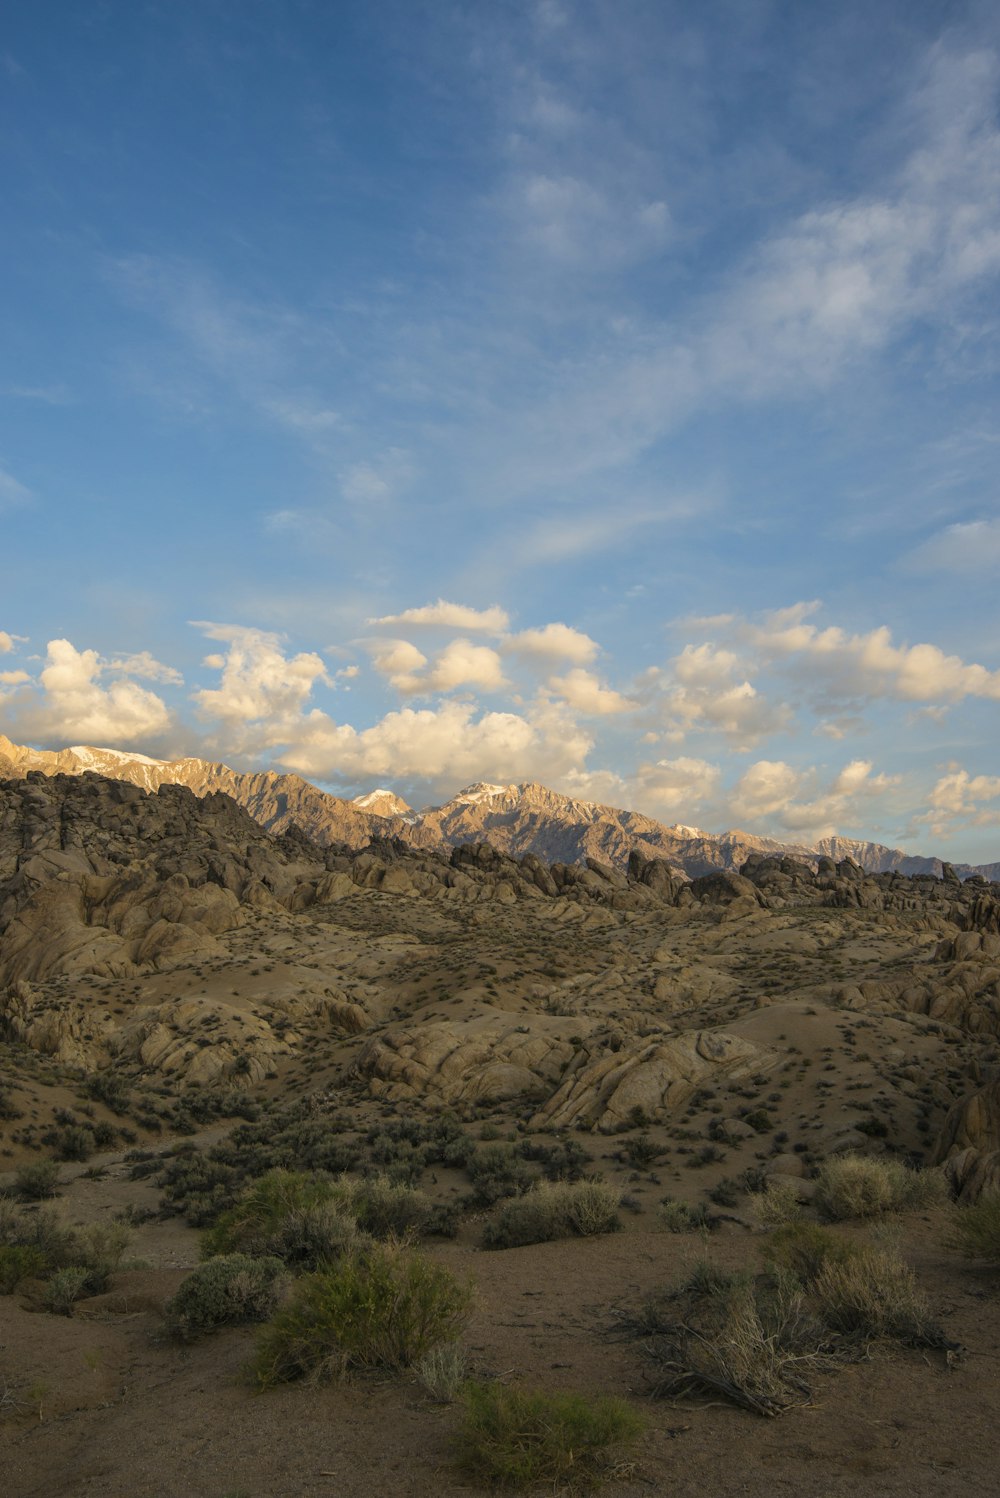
[466,1145,535,1207]
[656,1199,716,1234]
[202,1169,358,1268]
[0,1244,48,1292]
[483,1180,620,1250]
[815,1155,945,1221]
[14,1160,60,1201]
[764,1222,857,1285]
[165,1255,285,1340]
[43,1266,91,1316]
[351,1175,432,1240]
[251,1241,473,1387]
[813,1246,949,1348]
[453,1382,644,1490]
[946,1192,1000,1264]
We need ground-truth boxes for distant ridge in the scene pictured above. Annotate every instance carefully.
[1,734,996,882]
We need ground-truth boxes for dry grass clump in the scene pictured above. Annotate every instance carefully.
[453,1381,644,1491]
[251,1240,472,1387]
[815,1155,945,1221]
[753,1182,803,1226]
[165,1255,285,1341]
[946,1192,1000,1264]
[633,1264,838,1417]
[656,1199,717,1234]
[813,1247,953,1349]
[482,1180,620,1249]
[414,1341,469,1403]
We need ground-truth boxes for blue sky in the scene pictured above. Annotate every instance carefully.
[2,0,1000,860]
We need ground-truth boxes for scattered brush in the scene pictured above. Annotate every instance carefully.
[813,1247,956,1350]
[945,1192,1000,1265]
[165,1255,285,1341]
[633,1267,839,1418]
[453,1381,644,1491]
[482,1180,621,1249]
[815,1155,945,1221]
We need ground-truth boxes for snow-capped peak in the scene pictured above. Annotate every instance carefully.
[69,745,166,768]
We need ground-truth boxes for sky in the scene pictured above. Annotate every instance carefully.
[2,0,1000,861]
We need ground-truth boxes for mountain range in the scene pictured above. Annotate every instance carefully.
[1,734,996,881]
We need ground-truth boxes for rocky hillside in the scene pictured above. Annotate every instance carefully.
[2,735,997,881]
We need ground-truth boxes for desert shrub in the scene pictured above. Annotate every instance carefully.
[617,1134,661,1170]
[43,1266,91,1316]
[202,1169,358,1268]
[764,1222,857,1286]
[0,1244,48,1292]
[0,1202,79,1271]
[743,1109,773,1134]
[48,1124,96,1162]
[753,1182,803,1226]
[636,1268,837,1417]
[483,1180,620,1250]
[74,1221,132,1294]
[946,1193,1000,1264]
[415,1341,468,1403]
[813,1247,950,1348]
[85,1071,132,1115]
[365,1114,473,1176]
[14,1160,61,1201]
[351,1175,432,1240]
[466,1145,536,1207]
[251,1241,472,1387]
[816,1155,945,1221]
[454,1382,644,1490]
[520,1138,593,1182]
[656,1199,717,1234]
[707,1177,742,1208]
[165,1255,285,1341]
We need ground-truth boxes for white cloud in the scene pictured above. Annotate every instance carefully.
[369,639,428,694]
[0,632,12,654]
[919,766,1000,837]
[3,639,172,745]
[108,651,184,685]
[547,668,636,716]
[273,697,594,796]
[730,757,899,839]
[0,670,29,685]
[504,622,599,664]
[427,640,506,694]
[746,604,1000,705]
[192,624,330,734]
[368,599,510,634]
[368,637,506,696]
[635,756,722,815]
[902,518,1000,574]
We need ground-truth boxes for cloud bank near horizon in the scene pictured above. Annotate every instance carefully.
[2,598,998,859]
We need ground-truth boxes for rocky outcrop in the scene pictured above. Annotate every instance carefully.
[935,1074,1000,1200]
[530,1028,777,1133]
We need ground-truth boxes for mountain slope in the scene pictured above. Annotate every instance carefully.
[2,735,997,880]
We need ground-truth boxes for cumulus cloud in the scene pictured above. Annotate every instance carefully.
[191,624,329,735]
[634,756,722,816]
[2,639,172,745]
[504,622,599,664]
[745,603,1000,705]
[547,668,636,716]
[368,600,510,634]
[369,638,506,696]
[730,758,899,838]
[273,697,594,796]
[0,670,30,686]
[919,766,1000,837]
[0,631,13,654]
[108,651,183,685]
